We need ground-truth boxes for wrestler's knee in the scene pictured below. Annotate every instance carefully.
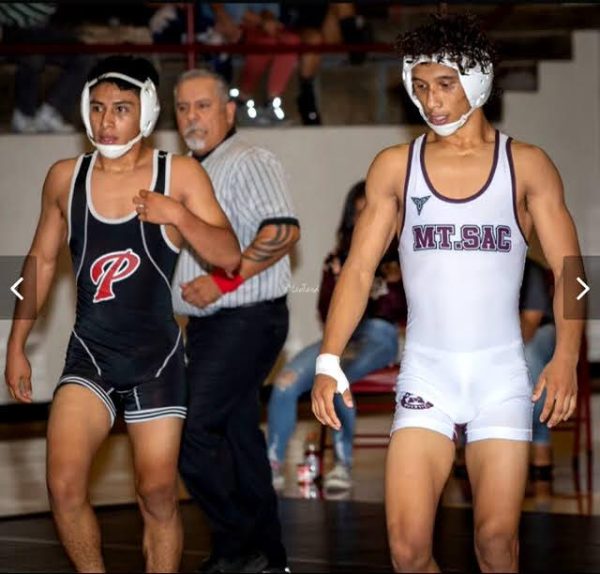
[388,526,433,572]
[474,520,519,571]
[47,469,88,513]
[136,477,178,522]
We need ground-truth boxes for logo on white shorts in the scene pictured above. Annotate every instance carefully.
[400,392,433,410]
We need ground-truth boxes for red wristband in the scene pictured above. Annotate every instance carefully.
[210,269,245,294]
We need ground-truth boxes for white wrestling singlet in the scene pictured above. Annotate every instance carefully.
[392,130,533,441]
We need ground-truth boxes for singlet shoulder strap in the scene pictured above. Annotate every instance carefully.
[68,152,94,247]
[399,136,421,237]
[153,150,170,196]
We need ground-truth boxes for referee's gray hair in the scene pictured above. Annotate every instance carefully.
[173,68,230,104]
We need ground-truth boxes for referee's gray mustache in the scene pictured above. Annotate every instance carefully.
[184,124,206,137]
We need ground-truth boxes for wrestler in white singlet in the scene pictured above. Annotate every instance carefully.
[392,130,533,442]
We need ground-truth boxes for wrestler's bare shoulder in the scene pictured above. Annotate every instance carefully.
[367,143,412,198]
[43,157,79,206]
[509,139,558,181]
[509,138,553,164]
[371,143,412,169]
[170,153,202,173]
[169,154,213,202]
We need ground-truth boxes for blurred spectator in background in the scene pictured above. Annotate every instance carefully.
[223,3,300,125]
[0,2,90,133]
[152,3,300,125]
[70,2,153,45]
[150,3,236,83]
[282,3,371,125]
[268,181,406,492]
[150,2,371,126]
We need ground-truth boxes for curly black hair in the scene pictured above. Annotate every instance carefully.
[395,13,497,74]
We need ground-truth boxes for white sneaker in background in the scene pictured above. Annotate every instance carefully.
[11,109,38,133]
[324,463,352,491]
[232,96,263,126]
[263,97,289,125]
[270,460,285,491]
[34,103,75,133]
[323,485,352,501]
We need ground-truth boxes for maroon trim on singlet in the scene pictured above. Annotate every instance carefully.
[506,137,529,246]
[421,129,500,203]
[398,138,416,237]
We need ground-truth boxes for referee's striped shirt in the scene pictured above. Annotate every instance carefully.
[172,132,299,317]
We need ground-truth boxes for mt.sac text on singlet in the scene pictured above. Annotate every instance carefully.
[412,224,512,252]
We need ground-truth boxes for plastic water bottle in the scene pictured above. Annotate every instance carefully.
[299,482,320,499]
[304,433,321,481]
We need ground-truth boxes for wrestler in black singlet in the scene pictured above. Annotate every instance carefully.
[58,149,186,424]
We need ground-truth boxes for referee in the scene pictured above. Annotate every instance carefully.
[172,69,300,574]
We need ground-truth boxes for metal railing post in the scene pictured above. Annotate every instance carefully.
[186,2,195,69]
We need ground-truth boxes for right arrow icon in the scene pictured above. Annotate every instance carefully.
[576,276,590,301]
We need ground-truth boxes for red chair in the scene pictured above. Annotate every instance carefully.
[318,364,399,467]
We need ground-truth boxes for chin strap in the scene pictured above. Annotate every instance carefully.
[91,132,143,159]
[425,108,474,137]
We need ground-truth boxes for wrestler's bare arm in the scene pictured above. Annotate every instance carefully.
[5,159,73,401]
[312,145,408,428]
[138,155,241,273]
[515,142,583,426]
[320,145,408,356]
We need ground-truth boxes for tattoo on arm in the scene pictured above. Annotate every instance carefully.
[242,224,294,263]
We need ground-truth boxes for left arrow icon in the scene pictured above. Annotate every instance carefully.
[11,277,24,301]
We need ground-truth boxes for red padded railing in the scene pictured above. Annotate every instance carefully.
[0,41,394,57]
[0,1,393,67]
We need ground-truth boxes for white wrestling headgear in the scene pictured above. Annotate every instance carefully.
[81,72,160,159]
[402,54,493,136]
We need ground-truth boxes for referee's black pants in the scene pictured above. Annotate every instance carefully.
[179,297,288,566]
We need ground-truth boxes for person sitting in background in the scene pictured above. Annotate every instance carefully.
[521,256,556,488]
[150,3,237,84]
[158,3,299,124]
[221,3,300,124]
[268,180,407,491]
[0,2,90,133]
[281,3,371,125]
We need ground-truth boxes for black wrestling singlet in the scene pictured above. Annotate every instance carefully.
[64,150,181,387]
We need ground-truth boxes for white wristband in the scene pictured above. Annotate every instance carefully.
[315,353,350,394]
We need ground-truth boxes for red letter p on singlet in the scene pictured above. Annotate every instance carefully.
[90,249,141,303]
